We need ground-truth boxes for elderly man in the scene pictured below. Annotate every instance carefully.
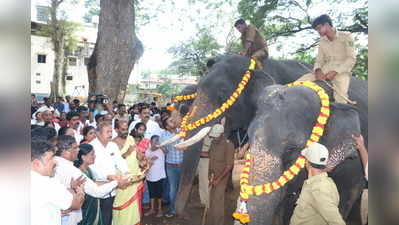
[296,14,356,103]
[89,121,131,225]
[31,139,84,225]
[205,124,235,225]
[53,135,130,225]
[290,143,345,225]
[234,18,269,69]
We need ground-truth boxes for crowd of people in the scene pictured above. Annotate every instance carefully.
[31,94,186,225]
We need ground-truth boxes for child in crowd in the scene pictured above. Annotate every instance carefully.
[144,135,167,217]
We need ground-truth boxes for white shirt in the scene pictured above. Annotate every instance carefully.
[63,102,70,113]
[145,148,166,182]
[72,129,83,143]
[53,157,118,225]
[89,138,129,197]
[31,170,73,225]
[128,119,162,139]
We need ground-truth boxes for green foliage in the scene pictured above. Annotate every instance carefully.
[353,44,368,80]
[167,28,222,76]
[157,77,185,97]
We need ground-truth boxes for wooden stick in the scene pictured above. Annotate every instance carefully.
[322,80,357,104]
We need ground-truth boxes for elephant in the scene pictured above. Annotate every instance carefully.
[169,55,367,223]
[243,82,365,224]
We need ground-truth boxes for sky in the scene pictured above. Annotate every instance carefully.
[32,0,368,76]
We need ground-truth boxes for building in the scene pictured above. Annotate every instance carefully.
[31,1,97,98]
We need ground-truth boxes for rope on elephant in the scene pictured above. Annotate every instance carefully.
[233,81,331,224]
[177,59,257,137]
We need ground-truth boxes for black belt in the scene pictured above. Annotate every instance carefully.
[166,162,181,166]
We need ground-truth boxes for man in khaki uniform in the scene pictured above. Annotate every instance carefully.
[290,143,345,225]
[198,134,211,207]
[297,14,356,103]
[205,124,235,225]
[234,19,269,69]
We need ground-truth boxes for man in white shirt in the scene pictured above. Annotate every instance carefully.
[89,121,132,225]
[66,111,83,143]
[53,135,131,225]
[31,139,84,225]
[128,105,162,139]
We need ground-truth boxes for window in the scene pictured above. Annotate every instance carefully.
[36,6,50,22]
[84,57,90,65]
[36,73,40,76]
[37,54,46,63]
[68,57,77,66]
[66,75,73,81]
[35,80,41,84]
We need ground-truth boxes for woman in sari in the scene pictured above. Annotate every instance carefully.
[74,144,103,225]
[112,134,145,225]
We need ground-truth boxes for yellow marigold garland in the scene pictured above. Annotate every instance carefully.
[233,81,331,224]
[178,59,256,137]
[172,93,198,103]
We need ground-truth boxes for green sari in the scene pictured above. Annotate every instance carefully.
[78,169,104,225]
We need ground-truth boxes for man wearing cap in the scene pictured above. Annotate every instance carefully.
[290,143,345,225]
[234,19,269,69]
[205,124,235,225]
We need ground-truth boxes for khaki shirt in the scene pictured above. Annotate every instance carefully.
[290,172,345,225]
[314,30,356,76]
[241,25,268,57]
[208,137,235,178]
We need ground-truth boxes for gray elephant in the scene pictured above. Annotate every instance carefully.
[167,55,367,224]
[242,82,365,224]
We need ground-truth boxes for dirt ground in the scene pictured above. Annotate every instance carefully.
[141,177,240,225]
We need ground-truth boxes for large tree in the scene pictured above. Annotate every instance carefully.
[167,28,222,77]
[87,0,143,102]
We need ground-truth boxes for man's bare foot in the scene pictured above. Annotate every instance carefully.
[144,209,155,216]
[155,210,163,217]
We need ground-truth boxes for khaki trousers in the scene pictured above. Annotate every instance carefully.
[250,48,268,70]
[205,175,229,225]
[296,72,351,103]
[361,189,368,225]
[198,158,210,207]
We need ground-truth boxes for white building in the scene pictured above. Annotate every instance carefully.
[31,1,98,98]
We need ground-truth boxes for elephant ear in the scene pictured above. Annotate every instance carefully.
[320,102,361,169]
[246,69,277,108]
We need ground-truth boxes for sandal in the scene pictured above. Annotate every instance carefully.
[165,213,175,218]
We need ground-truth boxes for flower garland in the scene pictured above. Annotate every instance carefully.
[178,59,257,137]
[233,81,331,224]
[172,93,198,103]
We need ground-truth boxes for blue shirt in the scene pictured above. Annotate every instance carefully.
[160,130,183,164]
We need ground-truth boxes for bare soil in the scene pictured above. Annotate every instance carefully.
[141,179,239,225]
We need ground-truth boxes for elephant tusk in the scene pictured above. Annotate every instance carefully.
[174,126,212,149]
[159,134,182,147]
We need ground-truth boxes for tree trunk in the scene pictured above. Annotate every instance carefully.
[87,0,143,102]
[61,51,68,95]
[49,0,65,99]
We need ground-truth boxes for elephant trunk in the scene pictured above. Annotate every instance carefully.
[176,92,219,216]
